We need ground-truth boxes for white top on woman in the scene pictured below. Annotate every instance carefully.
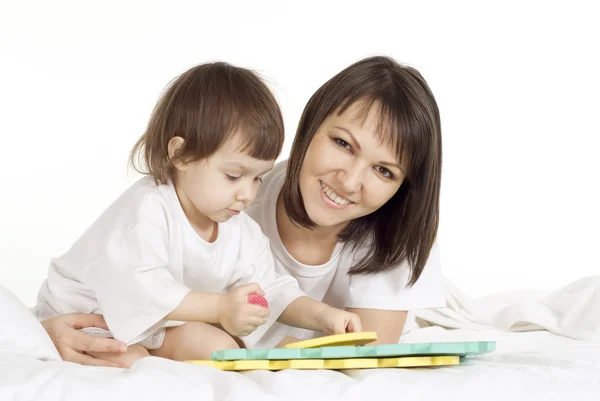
[246,160,445,348]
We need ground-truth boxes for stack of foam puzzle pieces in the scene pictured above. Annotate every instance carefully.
[186,332,496,371]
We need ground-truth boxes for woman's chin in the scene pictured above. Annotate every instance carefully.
[307,210,347,231]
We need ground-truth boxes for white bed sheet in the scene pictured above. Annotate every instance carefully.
[2,327,599,401]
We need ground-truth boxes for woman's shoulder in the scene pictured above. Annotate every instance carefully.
[344,239,445,310]
[246,159,287,221]
[260,159,288,195]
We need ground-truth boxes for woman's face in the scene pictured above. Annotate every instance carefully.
[298,101,407,230]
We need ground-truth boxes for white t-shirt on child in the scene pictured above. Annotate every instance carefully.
[35,176,305,347]
[246,160,445,348]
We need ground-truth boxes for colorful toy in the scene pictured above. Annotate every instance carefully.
[187,355,460,371]
[185,332,496,372]
[282,331,378,348]
[212,340,496,361]
[247,294,268,308]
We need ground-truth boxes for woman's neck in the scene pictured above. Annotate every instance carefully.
[275,193,343,265]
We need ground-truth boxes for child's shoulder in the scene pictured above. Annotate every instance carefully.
[121,175,168,204]
[112,176,177,227]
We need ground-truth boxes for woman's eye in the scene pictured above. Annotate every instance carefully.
[225,174,241,181]
[334,138,351,150]
[375,166,393,178]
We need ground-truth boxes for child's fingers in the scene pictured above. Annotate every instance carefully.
[245,304,270,318]
[347,314,363,333]
[330,319,347,334]
[246,315,268,327]
[243,324,261,335]
[236,326,257,337]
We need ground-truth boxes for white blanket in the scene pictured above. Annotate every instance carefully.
[2,278,599,400]
[2,329,599,401]
[413,276,600,341]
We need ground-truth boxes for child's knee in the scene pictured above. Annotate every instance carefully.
[187,322,239,351]
[158,322,239,361]
[211,331,240,352]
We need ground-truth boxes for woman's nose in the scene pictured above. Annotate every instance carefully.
[338,165,363,194]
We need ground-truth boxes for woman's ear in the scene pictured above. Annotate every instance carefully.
[168,136,187,171]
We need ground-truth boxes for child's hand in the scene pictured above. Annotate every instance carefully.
[317,306,363,335]
[217,283,270,337]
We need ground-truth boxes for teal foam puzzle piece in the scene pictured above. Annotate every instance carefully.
[212,341,496,361]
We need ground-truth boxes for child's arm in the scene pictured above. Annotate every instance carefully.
[278,296,363,335]
[164,283,269,337]
[163,292,221,322]
[230,216,363,345]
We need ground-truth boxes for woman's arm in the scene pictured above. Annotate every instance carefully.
[345,308,407,344]
[345,241,443,345]
[41,313,128,367]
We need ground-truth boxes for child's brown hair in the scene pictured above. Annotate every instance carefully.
[130,62,284,184]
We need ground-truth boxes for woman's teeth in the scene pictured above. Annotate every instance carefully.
[320,181,351,206]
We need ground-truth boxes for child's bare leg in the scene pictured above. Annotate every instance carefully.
[275,336,302,348]
[87,344,149,368]
[149,322,239,361]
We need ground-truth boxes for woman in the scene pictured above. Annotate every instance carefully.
[42,55,444,364]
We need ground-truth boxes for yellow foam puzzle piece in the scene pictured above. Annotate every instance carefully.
[282,332,378,349]
[186,356,459,371]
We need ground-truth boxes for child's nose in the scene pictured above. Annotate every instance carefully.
[235,181,254,203]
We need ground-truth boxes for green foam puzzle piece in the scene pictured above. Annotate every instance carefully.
[212,341,496,361]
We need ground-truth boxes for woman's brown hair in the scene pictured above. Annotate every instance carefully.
[130,62,284,184]
[281,56,442,287]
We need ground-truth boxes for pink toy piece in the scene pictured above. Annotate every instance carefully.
[247,294,268,308]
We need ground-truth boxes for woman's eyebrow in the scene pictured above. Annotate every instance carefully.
[379,160,405,174]
[334,126,404,174]
[333,126,361,150]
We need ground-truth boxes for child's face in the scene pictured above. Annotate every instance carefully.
[172,134,274,230]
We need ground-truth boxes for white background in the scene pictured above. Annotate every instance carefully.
[1,0,598,306]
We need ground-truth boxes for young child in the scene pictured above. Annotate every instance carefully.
[34,62,361,367]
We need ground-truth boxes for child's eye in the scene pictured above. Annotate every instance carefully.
[334,138,351,150]
[374,166,393,179]
[225,174,241,181]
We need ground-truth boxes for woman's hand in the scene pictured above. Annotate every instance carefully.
[41,313,128,368]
